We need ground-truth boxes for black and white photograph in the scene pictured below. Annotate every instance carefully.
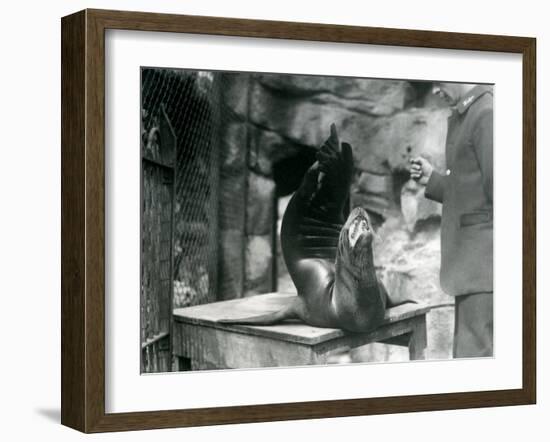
[140,67,493,373]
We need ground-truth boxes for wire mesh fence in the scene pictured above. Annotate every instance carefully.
[140,68,247,372]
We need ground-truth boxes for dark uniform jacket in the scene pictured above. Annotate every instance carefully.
[425,85,493,296]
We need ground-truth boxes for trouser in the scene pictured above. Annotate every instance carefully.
[453,292,493,358]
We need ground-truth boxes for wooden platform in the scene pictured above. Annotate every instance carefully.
[173,292,432,370]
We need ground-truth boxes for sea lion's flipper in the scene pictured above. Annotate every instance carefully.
[381,282,417,308]
[312,131,354,221]
[281,124,353,295]
[217,301,299,326]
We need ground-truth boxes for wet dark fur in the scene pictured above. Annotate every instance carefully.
[219,125,401,332]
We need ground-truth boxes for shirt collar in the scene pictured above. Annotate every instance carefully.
[456,84,493,115]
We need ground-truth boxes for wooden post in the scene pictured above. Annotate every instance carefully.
[408,316,428,360]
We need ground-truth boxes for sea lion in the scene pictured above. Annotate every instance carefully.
[220,124,406,332]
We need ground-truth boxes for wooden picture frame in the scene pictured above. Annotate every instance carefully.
[61,8,536,433]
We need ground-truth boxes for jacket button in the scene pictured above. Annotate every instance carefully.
[446,169,451,176]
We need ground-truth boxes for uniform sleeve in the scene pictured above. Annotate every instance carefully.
[425,170,446,203]
[472,108,493,204]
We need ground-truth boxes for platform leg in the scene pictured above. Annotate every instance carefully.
[408,316,428,360]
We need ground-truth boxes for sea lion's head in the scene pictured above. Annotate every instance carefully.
[337,207,374,273]
[334,206,385,331]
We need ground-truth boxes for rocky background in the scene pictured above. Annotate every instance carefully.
[218,71,455,361]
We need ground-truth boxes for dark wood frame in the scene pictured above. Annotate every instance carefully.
[61,8,536,433]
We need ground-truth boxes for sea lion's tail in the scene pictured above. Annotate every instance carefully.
[380,282,417,309]
[217,304,297,326]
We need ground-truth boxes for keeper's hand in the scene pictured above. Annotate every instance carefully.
[409,157,433,186]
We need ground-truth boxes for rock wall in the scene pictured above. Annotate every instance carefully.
[219,73,279,297]
[218,73,249,299]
